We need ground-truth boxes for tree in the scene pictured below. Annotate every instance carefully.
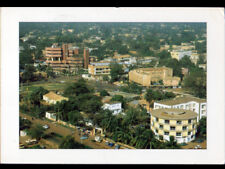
[110,63,124,83]
[28,87,48,107]
[28,124,45,140]
[19,117,32,130]
[182,70,206,98]
[21,65,36,83]
[197,117,206,139]
[100,90,110,97]
[64,78,91,97]
[157,50,171,60]
[164,136,181,149]
[59,135,86,149]
[46,66,56,78]
[68,111,82,125]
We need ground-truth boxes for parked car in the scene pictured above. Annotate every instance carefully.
[43,125,49,129]
[95,136,102,143]
[115,144,120,149]
[25,139,37,145]
[108,142,114,147]
[80,136,88,140]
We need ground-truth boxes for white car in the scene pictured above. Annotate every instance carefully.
[43,125,49,129]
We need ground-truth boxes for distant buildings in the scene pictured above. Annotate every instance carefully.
[150,108,198,143]
[153,96,207,122]
[128,67,180,87]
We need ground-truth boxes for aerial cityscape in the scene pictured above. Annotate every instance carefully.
[19,22,207,149]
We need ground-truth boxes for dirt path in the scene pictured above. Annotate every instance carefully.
[20,113,112,149]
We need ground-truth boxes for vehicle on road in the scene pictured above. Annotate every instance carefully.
[108,142,114,147]
[115,144,120,149]
[43,125,49,129]
[95,136,102,142]
[25,139,37,145]
[80,134,88,140]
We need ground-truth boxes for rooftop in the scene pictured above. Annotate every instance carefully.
[43,92,69,102]
[150,108,198,120]
[155,96,206,106]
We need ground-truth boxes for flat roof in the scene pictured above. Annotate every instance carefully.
[155,96,206,106]
[150,108,197,120]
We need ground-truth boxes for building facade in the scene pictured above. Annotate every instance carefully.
[44,43,95,72]
[128,67,180,87]
[102,102,122,115]
[88,62,111,76]
[153,96,206,122]
[150,108,198,143]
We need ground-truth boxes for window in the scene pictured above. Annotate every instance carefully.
[155,129,158,133]
[155,117,159,122]
[188,131,191,135]
[182,126,187,130]
[176,132,181,136]
[164,132,169,135]
[188,119,192,124]
[177,120,182,125]
[170,126,176,131]
[165,120,170,124]
[159,125,163,129]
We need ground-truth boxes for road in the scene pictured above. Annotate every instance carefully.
[20,113,113,149]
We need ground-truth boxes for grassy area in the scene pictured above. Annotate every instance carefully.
[20,75,79,95]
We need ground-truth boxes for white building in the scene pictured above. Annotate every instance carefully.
[102,102,122,115]
[153,96,206,122]
[170,50,192,60]
[45,112,57,121]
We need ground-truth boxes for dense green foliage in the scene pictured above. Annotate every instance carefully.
[27,124,45,140]
[182,70,206,98]
[110,63,124,83]
[59,135,90,149]
[144,88,176,106]
[120,82,143,94]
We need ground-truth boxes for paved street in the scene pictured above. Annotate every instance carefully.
[20,113,113,149]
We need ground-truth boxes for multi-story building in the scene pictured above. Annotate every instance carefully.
[153,96,206,122]
[150,108,198,143]
[170,50,192,60]
[88,62,111,76]
[44,43,95,72]
[128,67,180,87]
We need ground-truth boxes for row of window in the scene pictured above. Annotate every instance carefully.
[157,124,195,131]
[155,117,193,124]
[155,129,192,137]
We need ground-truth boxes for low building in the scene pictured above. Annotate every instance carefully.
[43,92,69,104]
[45,112,57,121]
[170,50,192,60]
[150,108,198,143]
[198,64,206,71]
[154,96,206,122]
[102,102,122,115]
[128,67,180,87]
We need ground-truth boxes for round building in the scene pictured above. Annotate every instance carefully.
[150,108,198,143]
